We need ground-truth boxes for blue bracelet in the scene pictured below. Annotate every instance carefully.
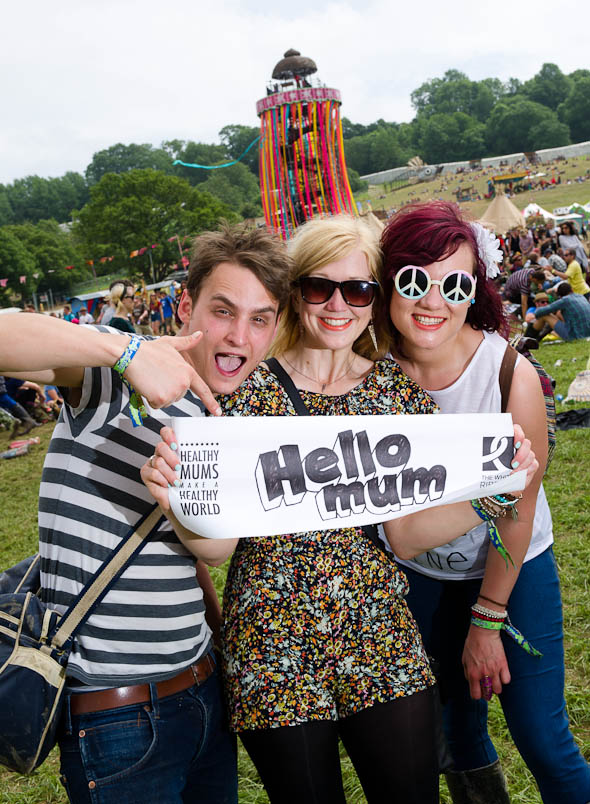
[113,336,147,427]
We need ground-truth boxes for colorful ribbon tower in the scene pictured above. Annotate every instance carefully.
[256,80,357,240]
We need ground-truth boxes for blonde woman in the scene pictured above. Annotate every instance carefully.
[108,282,136,334]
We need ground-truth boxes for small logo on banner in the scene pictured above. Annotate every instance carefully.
[482,436,513,472]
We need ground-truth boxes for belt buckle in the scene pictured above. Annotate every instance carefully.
[190,653,213,686]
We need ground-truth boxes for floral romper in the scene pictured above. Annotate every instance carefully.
[218,358,437,732]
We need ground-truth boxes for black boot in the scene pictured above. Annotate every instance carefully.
[445,759,511,803]
[11,402,40,436]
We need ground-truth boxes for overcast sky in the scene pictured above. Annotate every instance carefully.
[1,0,587,185]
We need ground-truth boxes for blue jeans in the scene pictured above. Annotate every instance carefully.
[58,662,237,804]
[403,547,590,804]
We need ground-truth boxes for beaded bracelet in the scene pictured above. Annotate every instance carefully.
[113,335,147,427]
[470,611,542,657]
[472,602,507,620]
[471,500,515,568]
[477,493,522,521]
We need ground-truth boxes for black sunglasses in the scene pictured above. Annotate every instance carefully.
[294,276,378,307]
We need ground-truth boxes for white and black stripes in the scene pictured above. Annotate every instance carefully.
[38,355,210,686]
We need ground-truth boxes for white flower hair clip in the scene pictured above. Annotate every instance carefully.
[470,222,503,279]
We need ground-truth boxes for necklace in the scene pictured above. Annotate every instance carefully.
[283,355,356,393]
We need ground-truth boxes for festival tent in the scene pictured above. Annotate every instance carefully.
[479,191,524,233]
[523,202,554,221]
[567,203,590,223]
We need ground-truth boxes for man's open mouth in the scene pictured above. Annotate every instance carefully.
[215,354,246,376]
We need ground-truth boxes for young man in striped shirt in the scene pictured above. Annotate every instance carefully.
[0,224,290,804]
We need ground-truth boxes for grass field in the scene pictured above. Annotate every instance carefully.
[357,155,590,225]
[1,338,589,803]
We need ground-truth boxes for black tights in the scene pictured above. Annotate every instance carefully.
[239,687,439,803]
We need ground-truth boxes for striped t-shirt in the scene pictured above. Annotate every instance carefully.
[39,348,211,686]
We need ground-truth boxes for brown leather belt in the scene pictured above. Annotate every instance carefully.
[70,652,216,716]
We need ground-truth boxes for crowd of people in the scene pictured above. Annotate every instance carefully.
[43,283,183,336]
[1,203,589,804]
[495,220,590,343]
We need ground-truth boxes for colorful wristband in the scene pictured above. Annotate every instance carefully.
[471,613,542,657]
[113,335,147,427]
[471,500,515,568]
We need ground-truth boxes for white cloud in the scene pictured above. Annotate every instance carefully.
[1,0,587,183]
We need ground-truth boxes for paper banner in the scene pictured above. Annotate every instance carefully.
[169,413,525,540]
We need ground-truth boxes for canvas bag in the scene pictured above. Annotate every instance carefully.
[0,505,163,775]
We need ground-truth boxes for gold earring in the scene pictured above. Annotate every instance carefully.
[368,322,378,352]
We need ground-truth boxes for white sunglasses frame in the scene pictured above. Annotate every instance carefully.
[394,265,477,305]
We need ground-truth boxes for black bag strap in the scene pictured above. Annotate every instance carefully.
[49,504,164,648]
[264,357,385,552]
[264,357,310,415]
[499,344,518,413]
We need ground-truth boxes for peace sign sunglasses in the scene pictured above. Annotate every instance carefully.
[394,265,477,305]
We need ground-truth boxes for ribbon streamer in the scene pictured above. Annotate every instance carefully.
[173,136,261,170]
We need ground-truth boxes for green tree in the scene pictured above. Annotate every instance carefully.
[4,173,89,225]
[569,69,590,82]
[346,168,368,193]
[344,127,409,175]
[418,113,485,163]
[522,63,572,111]
[528,118,571,150]
[74,169,235,281]
[341,118,382,139]
[167,141,228,186]
[486,97,567,154]
[0,227,37,303]
[504,77,523,96]
[199,162,261,218]
[411,70,511,124]
[558,77,590,142]
[5,220,85,296]
[219,124,260,176]
[0,186,14,227]
[85,143,173,185]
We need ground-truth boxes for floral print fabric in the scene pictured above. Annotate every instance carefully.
[218,358,437,731]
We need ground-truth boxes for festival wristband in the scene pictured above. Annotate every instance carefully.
[113,336,147,427]
[471,500,515,568]
[471,613,542,657]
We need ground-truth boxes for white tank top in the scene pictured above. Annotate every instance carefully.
[394,331,553,581]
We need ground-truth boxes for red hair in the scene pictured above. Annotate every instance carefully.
[380,201,507,343]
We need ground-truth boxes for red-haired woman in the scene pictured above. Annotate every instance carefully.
[381,201,590,804]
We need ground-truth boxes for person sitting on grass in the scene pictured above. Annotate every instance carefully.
[525,282,590,341]
[549,249,590,300]
[503,268,546,320]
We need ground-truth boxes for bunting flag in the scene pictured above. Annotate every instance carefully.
[86,260,94,266]
[138,247,147,256]
[167,235,177,242]
[0,279,8,288]
[180,256,190,268]
[130,250,139,258]
[19,276,26,284]
[33,273,39,279]
[65,265,75,271]
[151,243,159,249]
